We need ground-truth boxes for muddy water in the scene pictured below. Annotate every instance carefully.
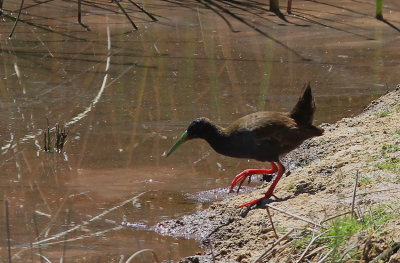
[0,0,399,262]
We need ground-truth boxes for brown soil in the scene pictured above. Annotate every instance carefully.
[155,85,400,262]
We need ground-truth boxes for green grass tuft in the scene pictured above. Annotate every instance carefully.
[380,144,400,154]
[374,144,400,173]
[375,159,400,173]
[358,177,372,186]
[375,110,391,118]
[291,206,398,261]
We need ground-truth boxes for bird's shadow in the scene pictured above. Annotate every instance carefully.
[239,195,292,218]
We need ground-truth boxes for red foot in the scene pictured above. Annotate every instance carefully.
[229,162,277,193]
[238,162,285,208]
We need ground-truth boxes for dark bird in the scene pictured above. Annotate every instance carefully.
[166,84,324,207]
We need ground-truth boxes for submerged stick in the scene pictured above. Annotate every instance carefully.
[125,249,160,263]
[6,200,12,263]
[43,132,47,152]
[287,0,292,14]
[46,119,51,151]
[9,0,25,39]
[113,0,138,30]
[32,192,147,246]
[33,212,44,263]
[77,0,90,31]
[127,0,157,21]
[61,208,71,262]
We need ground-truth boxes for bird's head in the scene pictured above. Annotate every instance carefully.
[166,117,211,157]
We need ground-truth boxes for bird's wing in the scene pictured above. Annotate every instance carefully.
[234,112,300,146]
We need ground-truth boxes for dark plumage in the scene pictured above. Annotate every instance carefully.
[167,83,324,207]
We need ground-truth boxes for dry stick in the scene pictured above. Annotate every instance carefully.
[206,239,216,263]
[266,207,278,239]
[126,0,157,21]
[253,229,294,263]
[370,243,400,263]
[269,240,294,259]
[6,200,12,263]
[296,230,329,263]
[113,0,138,30]
[351,171,359,218]
[266,204,321,227]
[320,211,351,225]
[316,248,334,263]
[8,0,24,39]
[306,245,328,259]
[338,244,360,262]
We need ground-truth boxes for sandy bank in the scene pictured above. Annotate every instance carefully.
[156,85,400,262]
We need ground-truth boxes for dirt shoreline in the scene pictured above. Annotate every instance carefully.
[155,85,400,262]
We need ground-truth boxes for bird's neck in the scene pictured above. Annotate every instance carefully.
[200,123,230,154]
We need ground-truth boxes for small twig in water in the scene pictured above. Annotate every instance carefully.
[127,0,157,21]
[6,199,12,263]
[33,212,44,263]
[33,192,147,246]
[62,208,72,262]
[9,0,24,39]
[125,249,160,263]
[77,0,90,30]
[113,0,138,30]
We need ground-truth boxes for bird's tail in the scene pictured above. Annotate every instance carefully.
[290,82,316,126]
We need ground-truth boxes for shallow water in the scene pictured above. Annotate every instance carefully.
[0,0,399,262]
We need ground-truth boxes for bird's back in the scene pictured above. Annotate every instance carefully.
[219,84,323,161]
[203,84,323,162]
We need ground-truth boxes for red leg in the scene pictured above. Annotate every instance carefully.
[229,162,277,193]
[239,162,285,208]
